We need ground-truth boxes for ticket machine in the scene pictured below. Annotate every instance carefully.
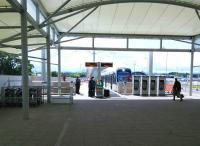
[141,76,149,96]
[157,76,166,96]
[132,76,141,95]
[149,76,157,96]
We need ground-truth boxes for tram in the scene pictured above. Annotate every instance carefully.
[101,67,132,91]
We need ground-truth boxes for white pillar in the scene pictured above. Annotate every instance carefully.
[46,26,51,103]
[21,0,29,120]
[189,39,194,96]
[41,48,46,82]
[92,37,95,62]
[58,43,61,95]
[149,52,153,76]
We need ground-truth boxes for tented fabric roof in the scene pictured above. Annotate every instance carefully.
[41,0,200,36]
[0,0,200,54]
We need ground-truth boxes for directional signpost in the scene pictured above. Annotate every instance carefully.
[85,62,113,98]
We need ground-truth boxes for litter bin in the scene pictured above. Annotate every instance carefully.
[104,89,110,97]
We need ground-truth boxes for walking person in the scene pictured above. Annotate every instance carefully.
[172,78,182,101]
[88,77,96,97]
[75,77,81,94]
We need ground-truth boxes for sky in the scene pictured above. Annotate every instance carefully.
[28,37,200,74]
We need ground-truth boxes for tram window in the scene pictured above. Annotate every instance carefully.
[151,80,156,90]
[159,80,164,90]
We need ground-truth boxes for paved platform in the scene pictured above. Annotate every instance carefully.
[1,98,200,146]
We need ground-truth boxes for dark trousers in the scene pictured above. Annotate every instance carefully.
[88,88,95,97]
[76,85,80,94]
[173,91,182,101]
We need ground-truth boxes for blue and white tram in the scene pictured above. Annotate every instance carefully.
[101,67,132,91]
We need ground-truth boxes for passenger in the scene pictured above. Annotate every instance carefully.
[75,77,81,94]
[88,77,96,97]
[172,78,182,101]
[62,73,66,81]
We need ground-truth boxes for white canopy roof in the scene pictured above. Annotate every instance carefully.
[41,0,200,36]
[0,0,200,54]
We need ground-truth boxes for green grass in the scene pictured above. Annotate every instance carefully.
[192,85,200,89]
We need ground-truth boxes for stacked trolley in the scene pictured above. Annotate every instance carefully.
[0,86,43,107]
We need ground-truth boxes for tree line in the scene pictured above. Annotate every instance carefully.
[0,51,34,75]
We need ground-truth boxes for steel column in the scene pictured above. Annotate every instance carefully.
[160,38,162,49]
[21,0,29,120]
[126,38,129,49]
[58,43,61,95]
[189,39,195,96]
[41,48,46,84]
[149,52,153,75]
[46,26,51,103]
[92,37,95,62]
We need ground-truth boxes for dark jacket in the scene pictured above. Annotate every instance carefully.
[75,78,81,86]
[89,79,96,90]
[173,80,181,93]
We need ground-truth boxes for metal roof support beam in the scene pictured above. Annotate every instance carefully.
[40,0,72,26]
[27,56,47,60]
[57,36,85,44]
[63,32,191,40]
[54,0,200,17]
[27,45,45,52]
[0,8,18,12]
[172,39,200,46]
[0,43,19,48]
[59,7,98,40]
[14,43,46,48]
[0,26,33,29]
[195,9,200,21]
[21,0,29,120]
[43,8,90,27]
[6,0,22,12]
[7,0,46,37]
[35,0,60,37]
[27,15,47,37]
[0,27,34,44]
[1,34,43,44]
[57,46,191,52]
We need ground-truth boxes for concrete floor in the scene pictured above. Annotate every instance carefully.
[1,98,200,146]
